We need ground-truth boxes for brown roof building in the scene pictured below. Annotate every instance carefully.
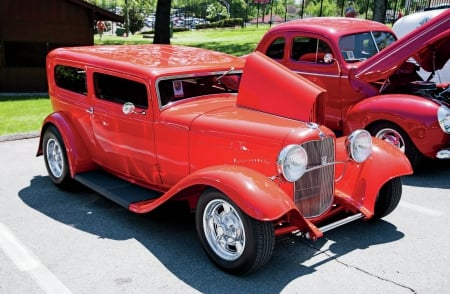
[0,0,123,92]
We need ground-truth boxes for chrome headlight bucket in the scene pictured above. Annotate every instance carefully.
[438,105,450,134]
[277,144,308,182]
[346,129,372,163]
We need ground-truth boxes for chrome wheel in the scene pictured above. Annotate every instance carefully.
[375,127,406,153]
[46,137,64,178]
[43,126,72,188]
[203,199,245,261]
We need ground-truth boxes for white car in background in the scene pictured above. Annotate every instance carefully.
[393,8,450,83]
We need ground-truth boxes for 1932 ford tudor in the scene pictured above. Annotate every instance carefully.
[255,9,450,168]
[37,45,412,274]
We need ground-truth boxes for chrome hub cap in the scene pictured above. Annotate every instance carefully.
[375,128,405,153]
[46,138,64,178]
[203,199,245,261]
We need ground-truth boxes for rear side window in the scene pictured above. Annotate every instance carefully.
[94,73,148,109]
[265,37,285,59]
[54,65,87,95]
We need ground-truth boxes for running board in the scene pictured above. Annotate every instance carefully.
[305,213,364,239]
[74,170,162,209]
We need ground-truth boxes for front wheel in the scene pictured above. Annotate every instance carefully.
[42,126,72,189]
[369,122,423,169]
[195,189,275,275]
[373,177,402,219]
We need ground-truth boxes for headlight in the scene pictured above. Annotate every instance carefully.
[277,145,308,182]
[346,129,372,163]
[438,105,450,134]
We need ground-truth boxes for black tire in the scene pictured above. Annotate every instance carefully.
[42,126,73,189]
[195,189,275,275]
[373,177,402,219]
[369,122,423,169]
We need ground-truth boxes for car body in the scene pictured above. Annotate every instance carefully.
[254,10,450,168]
[37,44,412,274]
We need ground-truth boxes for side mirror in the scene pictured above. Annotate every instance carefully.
[323,53,334,64]
[122,102,146,115]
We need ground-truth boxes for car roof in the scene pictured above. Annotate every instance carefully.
[267,17,393,37]
[48,44,244,77]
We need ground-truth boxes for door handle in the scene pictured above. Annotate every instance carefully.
[86,107,94,114]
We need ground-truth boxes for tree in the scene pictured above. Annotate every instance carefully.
[373,0,388,23]
[153,0,172,44]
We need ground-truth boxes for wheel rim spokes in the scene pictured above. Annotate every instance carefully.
[46,138,64,178]
[203,199,245,261]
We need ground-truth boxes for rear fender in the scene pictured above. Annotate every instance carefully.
[36,112,94,177]
[335,136,413,216]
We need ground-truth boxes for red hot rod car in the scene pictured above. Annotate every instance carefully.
[37,45,412,274]
[255,9,450,168]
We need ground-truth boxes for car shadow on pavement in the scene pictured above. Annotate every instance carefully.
[19,175,405,294]
[402,159,450,189]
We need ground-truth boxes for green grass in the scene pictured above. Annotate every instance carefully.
[1,27,270,136]
[0,97,52,136]
[97,25,270,56]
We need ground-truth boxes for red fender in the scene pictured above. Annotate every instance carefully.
[335,136,413,217]
[36,112,95,177]
[129,165,322,237]
[344,94,445,158]
[131,165,295,219]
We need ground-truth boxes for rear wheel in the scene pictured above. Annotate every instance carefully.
[373,177,402,219]
[43,126,72,189]
[195,189,275,275]
[369,122,422,168]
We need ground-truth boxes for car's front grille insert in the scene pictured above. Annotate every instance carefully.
[295,136,335,218]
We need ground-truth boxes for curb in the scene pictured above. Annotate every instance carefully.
[0,132,39,142]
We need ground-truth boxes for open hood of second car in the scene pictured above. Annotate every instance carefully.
[237,52,326,123]
[354,8,450,82]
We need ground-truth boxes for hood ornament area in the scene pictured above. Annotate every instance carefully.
[307,122,325,138]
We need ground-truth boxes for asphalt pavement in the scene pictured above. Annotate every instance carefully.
[1,137,449,294]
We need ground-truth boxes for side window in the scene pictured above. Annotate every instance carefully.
[265,37,285,59]
[54,65,87,95]
[93,73,148,109]
[292,37,332,63]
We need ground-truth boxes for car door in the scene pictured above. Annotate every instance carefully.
[258,32,344,131]
[284,33,343,131]
[87,69,161,185]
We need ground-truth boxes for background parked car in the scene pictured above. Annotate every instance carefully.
[254,10,450,169]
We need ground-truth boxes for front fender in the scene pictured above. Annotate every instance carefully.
[344,94,445,157]
[335,136,413,217]
[131,165,297,220]
[36,112,94,177]
[344,94,440,133]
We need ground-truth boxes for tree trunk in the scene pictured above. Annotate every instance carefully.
[373,0,387,23]
[153,0,172,44]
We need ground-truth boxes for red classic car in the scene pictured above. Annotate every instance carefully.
[254,9,450,168]
[37,45,412,274]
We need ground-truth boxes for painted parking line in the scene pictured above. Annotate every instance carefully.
[0,222,72,294]
[399,201,444,216]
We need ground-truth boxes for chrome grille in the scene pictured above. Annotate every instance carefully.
[295,136,335,218]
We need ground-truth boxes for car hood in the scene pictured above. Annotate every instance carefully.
[237,52,326,123]
[353,8,450,82]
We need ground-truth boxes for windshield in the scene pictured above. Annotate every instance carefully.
[339,31,396,62]
[157,72,242,107]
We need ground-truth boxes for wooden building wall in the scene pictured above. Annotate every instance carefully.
[0,0,121,92]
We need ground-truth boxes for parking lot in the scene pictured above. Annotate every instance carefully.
[1,137,449,294]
